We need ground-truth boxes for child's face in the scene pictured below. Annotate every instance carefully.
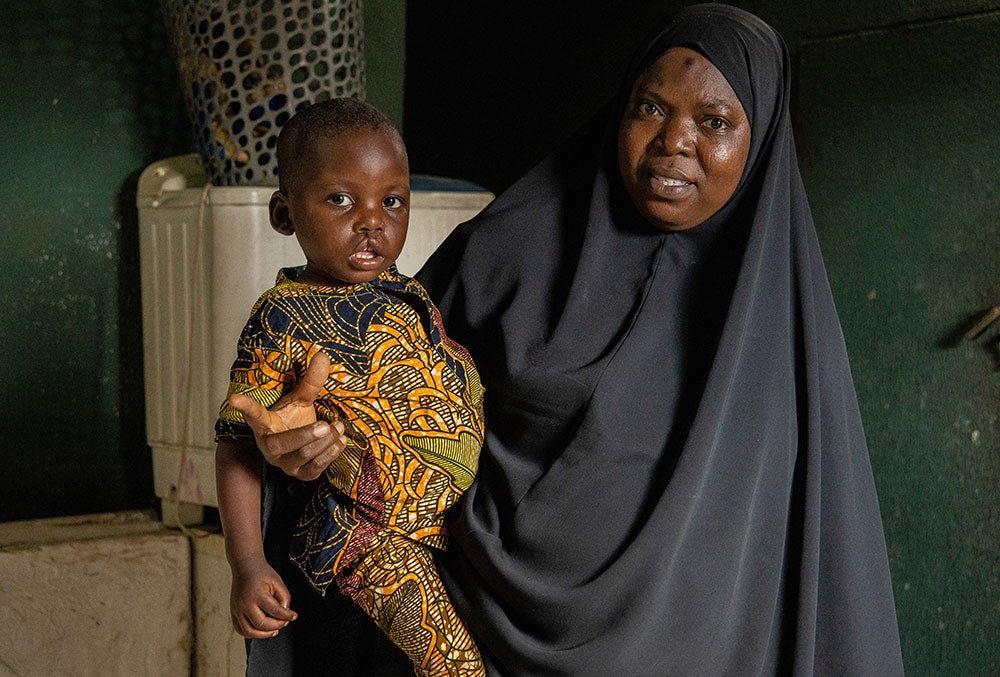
[271,127,409,286]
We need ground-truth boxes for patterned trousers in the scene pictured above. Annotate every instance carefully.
[339,530,485,676]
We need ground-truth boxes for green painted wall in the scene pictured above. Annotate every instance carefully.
[744,2,1000,673]
[0,0,405,523]
[363,0,406,129]
[0,0,188,522]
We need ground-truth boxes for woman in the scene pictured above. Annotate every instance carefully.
[251,4,904,674]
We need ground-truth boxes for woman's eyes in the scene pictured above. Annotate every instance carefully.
[327,193,354,206]
[636,100,729,131]
[639,100,661,116]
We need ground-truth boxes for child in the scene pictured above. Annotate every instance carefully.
[214,97,485,676]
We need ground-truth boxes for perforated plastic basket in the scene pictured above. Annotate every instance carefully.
[160,0,365,186]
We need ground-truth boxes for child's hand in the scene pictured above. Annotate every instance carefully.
[228,351,348,481]
[229,555,298,639]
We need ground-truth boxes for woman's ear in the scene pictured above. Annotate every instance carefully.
[269,191,295,236]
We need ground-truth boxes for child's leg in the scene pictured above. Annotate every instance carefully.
[341,531,484,676]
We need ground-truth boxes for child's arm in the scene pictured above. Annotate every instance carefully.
[216,438,297,638]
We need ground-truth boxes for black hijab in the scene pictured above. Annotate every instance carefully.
[417,4,903,674]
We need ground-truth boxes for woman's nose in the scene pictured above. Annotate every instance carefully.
[656,116,695,155]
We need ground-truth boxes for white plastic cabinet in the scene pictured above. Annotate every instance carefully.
[136,154,493,522]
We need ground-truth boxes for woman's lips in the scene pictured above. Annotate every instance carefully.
[645,170,695,198]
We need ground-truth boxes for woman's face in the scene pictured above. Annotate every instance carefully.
[618,47,751,232]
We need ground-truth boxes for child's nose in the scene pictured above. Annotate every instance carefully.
[356,205,383,231]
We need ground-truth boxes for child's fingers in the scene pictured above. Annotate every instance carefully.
[304,432,347,474]
[259,591,297,623]
[233,610,287,639]
[271,578,294,612]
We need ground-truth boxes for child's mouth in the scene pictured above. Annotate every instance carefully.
[349,246,384,270]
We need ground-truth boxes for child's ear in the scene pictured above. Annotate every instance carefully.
[269,191,295,236]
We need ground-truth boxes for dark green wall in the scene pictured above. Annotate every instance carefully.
[403,2,671,192]
[0,0,405,523]
[781,8,1000,673]
[0,0,189,521]
[364,0,406,129]
[741,2,1000,672]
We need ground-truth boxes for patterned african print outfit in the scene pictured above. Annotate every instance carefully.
[216,266,485,676]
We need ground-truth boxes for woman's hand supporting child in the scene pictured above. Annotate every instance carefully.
[228,351,348,482]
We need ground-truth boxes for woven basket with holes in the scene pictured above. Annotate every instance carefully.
[160,0,366,186]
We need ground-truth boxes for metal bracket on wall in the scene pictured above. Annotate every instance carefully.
[964,304,1000,341]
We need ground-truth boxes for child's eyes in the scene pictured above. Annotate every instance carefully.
[383,196,405,209]
[327,193,354,206]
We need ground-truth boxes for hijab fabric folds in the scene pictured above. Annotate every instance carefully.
[417,4,903,675]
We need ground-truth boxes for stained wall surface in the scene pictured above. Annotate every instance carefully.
[0,512,192,674]
[0,0,190,522]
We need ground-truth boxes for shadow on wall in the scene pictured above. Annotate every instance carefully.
[402,2,681,193]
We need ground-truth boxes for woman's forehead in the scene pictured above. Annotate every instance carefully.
[627,11,782,120]
[634,47,744,108]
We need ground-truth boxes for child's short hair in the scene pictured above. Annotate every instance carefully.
[276,97,401,192]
